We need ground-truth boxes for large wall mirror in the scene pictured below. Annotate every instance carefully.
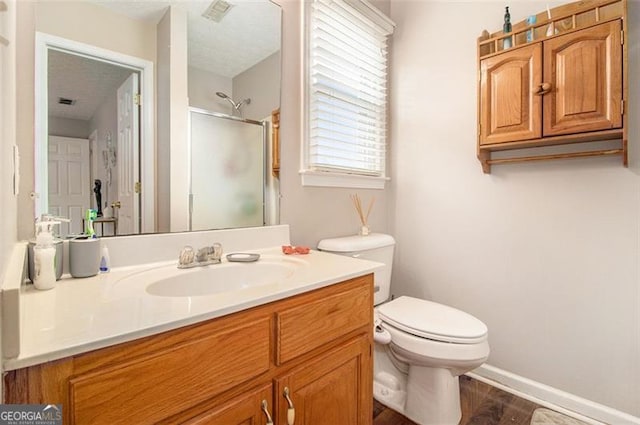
[34,0,281,237]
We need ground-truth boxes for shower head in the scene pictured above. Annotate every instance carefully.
[215,91,251,111]
[236,98,251,109]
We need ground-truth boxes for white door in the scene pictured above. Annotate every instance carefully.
[48,136,90,237]
[116,73,140,235]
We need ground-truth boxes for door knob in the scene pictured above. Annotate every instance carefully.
[111,201,122,209]
[534,82,552,95]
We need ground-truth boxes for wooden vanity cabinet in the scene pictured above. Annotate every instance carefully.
[4,275,374,425]
[477,0,627,172]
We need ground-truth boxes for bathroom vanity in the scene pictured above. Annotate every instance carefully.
[2,226,379,425]
[5,275,373,424]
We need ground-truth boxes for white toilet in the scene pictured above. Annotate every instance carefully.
[318,234,490,425]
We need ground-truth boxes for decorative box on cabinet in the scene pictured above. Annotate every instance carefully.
[4,275,374,425]
[477,0,628,173]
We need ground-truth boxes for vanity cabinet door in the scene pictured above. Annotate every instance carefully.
[183,384,273,425]
[275,335,372,425]
[479,43,542,145]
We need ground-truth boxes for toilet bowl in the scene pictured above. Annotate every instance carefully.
[375,296,489,425]
[318,234,490,425]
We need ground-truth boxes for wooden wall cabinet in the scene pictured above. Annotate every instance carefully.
[4,275,374,425]
[477,0,628,173]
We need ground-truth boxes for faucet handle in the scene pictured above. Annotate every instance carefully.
[178,245,196,268]
[212,243,223,261]
[196,243,223,264]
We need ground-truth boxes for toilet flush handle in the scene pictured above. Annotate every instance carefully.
[283,387,295,425]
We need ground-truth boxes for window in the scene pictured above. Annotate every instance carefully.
[302,0,395,189]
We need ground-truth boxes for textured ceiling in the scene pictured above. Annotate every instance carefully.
[48,0,280,121]
[92,0,281,78]
[48,50,134,120]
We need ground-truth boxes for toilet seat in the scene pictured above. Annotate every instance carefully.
[377,296,488,344]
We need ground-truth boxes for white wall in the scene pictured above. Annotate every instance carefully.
[233,51,281,121]
[1,0,18,402]
[277,0,391,247]
[156,9,171,233]
[188,66,232,113]
[1,0,17,280]
[168,7,189,233]
[48,117,90,139]
[389,0,639,419]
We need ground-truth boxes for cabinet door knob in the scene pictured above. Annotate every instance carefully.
[261,400,274,425]
[283,387,296,425]
[534,82,552,95]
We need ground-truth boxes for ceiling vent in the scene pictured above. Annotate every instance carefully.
[202,0,234,22]
[58,97,76,106]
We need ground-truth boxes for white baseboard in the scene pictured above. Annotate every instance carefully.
[467,364,640,425]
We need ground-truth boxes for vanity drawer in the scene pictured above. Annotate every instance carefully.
[275,275,373,364]
[69,317,271,425]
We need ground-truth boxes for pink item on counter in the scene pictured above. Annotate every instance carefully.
[282,245,310,255]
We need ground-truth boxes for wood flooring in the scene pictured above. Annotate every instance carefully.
[373,375,543,425]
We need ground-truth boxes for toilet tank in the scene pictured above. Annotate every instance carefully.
[317,234,395,306]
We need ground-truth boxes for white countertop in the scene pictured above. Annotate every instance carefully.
[5,246,382,371]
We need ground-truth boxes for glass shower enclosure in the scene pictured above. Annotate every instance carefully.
[189,108,266,231]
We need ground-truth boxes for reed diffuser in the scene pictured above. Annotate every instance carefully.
[350,194,375,236]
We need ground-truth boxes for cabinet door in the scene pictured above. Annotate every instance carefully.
[543,20,622,136]
[275,336,372,425]
[184,384,273,425]
[480,43,542,145]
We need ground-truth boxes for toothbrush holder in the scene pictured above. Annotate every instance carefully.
[69,238,101,278]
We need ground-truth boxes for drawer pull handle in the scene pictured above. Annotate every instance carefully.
[283,387,295,425]
[261,400,274,425]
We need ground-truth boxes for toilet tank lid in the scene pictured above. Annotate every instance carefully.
[318,233,395,252]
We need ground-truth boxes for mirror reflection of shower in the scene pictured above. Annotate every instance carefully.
[216,91,251,117]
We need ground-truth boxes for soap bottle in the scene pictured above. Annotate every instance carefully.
[503,6,512,49]
[33,220,60,290]
[99,246,110,273]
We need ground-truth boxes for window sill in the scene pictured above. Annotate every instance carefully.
[299,170,388,189]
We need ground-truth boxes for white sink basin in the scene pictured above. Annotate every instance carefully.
[111,255,308,298]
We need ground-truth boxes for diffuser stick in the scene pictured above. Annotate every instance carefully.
[350,194,375,236]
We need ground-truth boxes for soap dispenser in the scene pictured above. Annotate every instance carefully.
[33,219,61,290]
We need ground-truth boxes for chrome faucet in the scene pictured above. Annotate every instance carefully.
[178,243,223,268]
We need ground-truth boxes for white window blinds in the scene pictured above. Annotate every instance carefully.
[306,0,394,178]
